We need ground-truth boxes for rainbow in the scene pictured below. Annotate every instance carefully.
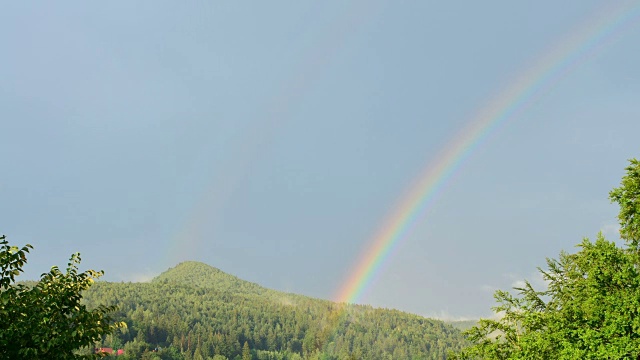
[335,1,640,304]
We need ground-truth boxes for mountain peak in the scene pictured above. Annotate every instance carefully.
[152,261,269,295]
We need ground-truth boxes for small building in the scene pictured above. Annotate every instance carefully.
[96,347,113,355]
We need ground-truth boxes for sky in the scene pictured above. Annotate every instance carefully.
[2,1,640,319]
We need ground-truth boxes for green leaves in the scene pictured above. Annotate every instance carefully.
[0,235,32,290]
[455,235,640,359]
[0,234,119,359]
[610,158,640,247]
[455,158,640,360]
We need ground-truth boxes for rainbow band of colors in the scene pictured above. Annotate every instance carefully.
[335,1,640,305]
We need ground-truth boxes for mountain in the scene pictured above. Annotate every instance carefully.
[152,261,273,296]
[83,262,467,359]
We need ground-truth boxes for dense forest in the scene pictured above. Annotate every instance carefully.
[82,262,466,360]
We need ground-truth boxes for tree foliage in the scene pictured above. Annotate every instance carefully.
[454,158,640,360]
[0,235,120,359]
[610,158,640,247]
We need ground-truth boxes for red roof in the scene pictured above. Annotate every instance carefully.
[97,347,113,354]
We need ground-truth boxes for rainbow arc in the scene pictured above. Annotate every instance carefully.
[335,1,640,305]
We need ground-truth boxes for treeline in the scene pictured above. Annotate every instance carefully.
[82,262,466,360]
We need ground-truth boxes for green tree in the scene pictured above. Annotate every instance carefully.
[454,158,640,359]
[610,158,640,246]
[0,235,120,359]
[455,235,640,359]
[242,341,251,360]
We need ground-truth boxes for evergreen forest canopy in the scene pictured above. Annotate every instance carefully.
[82,261,466,359]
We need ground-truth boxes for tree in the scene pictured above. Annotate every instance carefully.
[0,235,121,359]
[242,341,251,360]
[454,158,640,360]
[610,158,640,246]
[454,235,640,360]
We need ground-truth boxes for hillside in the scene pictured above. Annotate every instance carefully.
[83,262,467,359]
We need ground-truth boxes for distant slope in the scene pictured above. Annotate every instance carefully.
[446,320,478,332]
[84,261,467,359]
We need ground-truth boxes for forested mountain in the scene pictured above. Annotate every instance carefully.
[83,261,466,359]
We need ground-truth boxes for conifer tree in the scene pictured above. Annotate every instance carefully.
[242,341,251,360]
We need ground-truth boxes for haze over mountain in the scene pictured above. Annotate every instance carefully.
[83,261,467,359]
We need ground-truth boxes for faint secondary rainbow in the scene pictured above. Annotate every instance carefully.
[166,0,384,267]
[335,1,640,304]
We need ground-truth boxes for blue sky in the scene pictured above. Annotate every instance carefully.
[2,1,640,318]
